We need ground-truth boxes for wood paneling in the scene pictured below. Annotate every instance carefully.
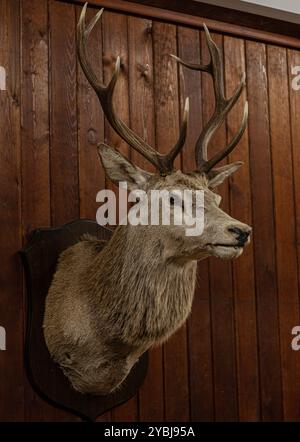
[288,50,300,355]
[1,0,300,422]
[49,0,79,225]
[76,6,105,220]
[224,36,259,421]
[267,45,300,420]
[201,32,238,421]
[21,0,54,421]
[0,0,23,421]
[246,40,282,421]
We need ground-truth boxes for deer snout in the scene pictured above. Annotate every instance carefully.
[227,225,252,245]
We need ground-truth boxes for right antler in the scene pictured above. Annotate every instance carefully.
[171,25,248,174]
[77,3,189,175]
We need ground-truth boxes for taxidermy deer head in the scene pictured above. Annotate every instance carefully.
[43,3,251,395]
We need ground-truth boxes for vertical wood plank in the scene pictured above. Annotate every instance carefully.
[268,45,300,421]
[288,49,300,218]
[102,10,129,160]
[201,31,238,421]
[21,0,56,421]
[246,40,283,421]
[224,35,260,421]
[177,26,214,421]
[49,0,79,226]
[0,0,24,421]
[288,48,300,360]
[21,0,51,234]
[127,16,164,421]
[102,10,138,421]
[76,5,105,221]
[128,16,155,172]
[101,10,130,233]
[153,21,189,421]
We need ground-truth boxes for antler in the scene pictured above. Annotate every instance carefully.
[171,25,248,174]
[77,3,189,175]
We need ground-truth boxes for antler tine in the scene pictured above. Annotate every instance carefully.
[77,3,189,175]
[77,4,104,94]
[171,24,248,173]
[170,54,211,74]
[163,97,189,171]
[201,101,248,172]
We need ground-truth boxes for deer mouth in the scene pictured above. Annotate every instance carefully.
[208,243,244,249]
[205,243,245,260]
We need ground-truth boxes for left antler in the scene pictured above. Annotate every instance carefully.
[77,3,189,175]
[171,24,248,174]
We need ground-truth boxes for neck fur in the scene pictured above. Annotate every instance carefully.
[88,225,198,345]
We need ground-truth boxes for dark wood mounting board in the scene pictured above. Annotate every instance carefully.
[19,219,148,421]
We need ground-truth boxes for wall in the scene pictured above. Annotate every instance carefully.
[0,0,300,421]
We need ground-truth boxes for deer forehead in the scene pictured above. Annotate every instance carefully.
[147,170,209,191]
[146,171,222,208]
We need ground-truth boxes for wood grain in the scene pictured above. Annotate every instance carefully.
[267,44,300,421]
[101,9,130,235]
[21,0,56,421]
[76,6,105,220]
[49,0,79,226]
[0,0,24,422]
[224,35,260,421]
[201,31,238,421]
[246,40,283,421]
[288,49,300,363]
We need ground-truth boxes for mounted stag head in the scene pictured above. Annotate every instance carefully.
[43,3,251,395]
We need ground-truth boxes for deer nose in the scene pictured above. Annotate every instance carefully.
[228,226,251,244]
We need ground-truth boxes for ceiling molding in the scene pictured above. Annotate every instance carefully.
[69,0,300,49]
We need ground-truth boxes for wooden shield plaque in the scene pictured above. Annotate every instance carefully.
[19,219,148,421]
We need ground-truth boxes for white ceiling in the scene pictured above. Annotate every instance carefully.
[194,0,300,24]
[242,0,300,14]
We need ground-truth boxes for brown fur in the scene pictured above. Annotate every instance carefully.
[43,156,251,395]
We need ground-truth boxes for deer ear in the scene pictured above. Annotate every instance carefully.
[207,161,243,189]
[97,143,152,190]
